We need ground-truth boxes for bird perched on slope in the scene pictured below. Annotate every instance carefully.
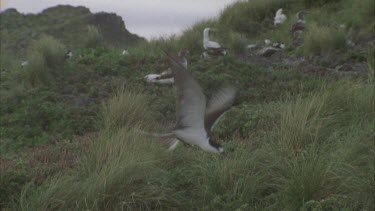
[66,50,73,59]
[291,11,307,35]
[122,49,129,55]
[21,60,29,68]
[154,51,236,153]
[291,11,307,46]
[144,69,175,84]
[144,50,189,84]
[274,8,287,26]
[202,28,227,57]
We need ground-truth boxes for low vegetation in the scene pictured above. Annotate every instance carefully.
[1,0,374,210]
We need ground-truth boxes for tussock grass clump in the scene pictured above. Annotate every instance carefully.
[130,36,178,58]
[28,35,67,68]
[271,80,374,209]
[26,52,46,86]
[26,35,67,86]
[342,0,375,33]
[276,94,329,153]
[276,81,374,154]
[21,129,175,210]
[85,25,104,48]
[101,88,152,130]
[20,89,178,210]
[225,31,249,54]
[303,0,341,7]
[302,22,346,54]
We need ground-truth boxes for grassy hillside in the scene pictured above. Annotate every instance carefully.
[1,0,374,210]
[0,5,145,58]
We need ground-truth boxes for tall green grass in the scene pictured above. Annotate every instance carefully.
[342,0,375,35]
[19,79,374,210]
[302,22,347,54]
[85,25,104,48]
[19,90,178,210]
[25,35,67,86]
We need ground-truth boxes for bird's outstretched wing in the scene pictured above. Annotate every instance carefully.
[204,86,236,131]
[164,51,206,130]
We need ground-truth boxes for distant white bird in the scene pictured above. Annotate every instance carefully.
[144,69,175,84]
[274,8,287,26]
[122,49,129,55]
[257,41,285,57]
[21,60,29,67]
[257,47,281,57]
[272,42,285,49]
[264,39,272,46]
[246,44,262,50]
[66,51,73,59]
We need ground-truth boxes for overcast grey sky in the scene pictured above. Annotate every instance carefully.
[2,0,239,39]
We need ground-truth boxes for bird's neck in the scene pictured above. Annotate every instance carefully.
[203,30,210,42]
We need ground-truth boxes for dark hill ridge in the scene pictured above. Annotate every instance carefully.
[0,5,145,56]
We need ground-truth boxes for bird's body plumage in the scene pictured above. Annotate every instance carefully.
[274,8,287,26]
[144,51,189,84]
[166,52,235,153]
[202,28,227,56]
[291,11,307,33]
[203,28,222,50]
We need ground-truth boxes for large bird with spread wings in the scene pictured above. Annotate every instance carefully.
[144,51,236,153]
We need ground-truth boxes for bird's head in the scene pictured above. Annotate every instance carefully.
[144,74,161,82]
[297,11,307,20]
[207,137,224,154]
[203,28,211,33]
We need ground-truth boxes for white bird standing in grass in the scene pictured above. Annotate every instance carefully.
[21,60,29,68]
[142,51,236,153]
[203,28,221,49]
[264,39,272,46]
[274,8,287,26]
[122,49,129,55]
[202,28,227,57]
[66,51,73,59]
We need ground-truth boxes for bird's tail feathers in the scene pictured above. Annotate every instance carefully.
[135,129,176,139]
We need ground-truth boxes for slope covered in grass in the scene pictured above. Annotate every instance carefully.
[0,5,144,58]
[1,0,374,209]
[18,80,374,210]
